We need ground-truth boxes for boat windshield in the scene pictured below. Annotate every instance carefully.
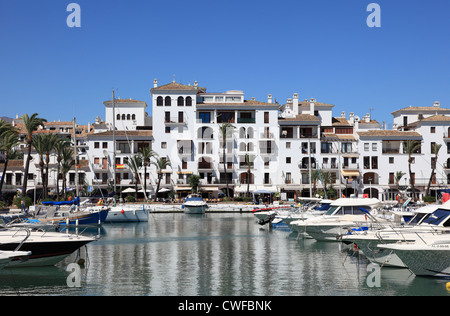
[422,209,450,226]
[325,206,339,215]
[407,212,429,225]
[325,205,371,216]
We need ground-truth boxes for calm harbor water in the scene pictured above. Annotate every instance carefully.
[0,213,449,296]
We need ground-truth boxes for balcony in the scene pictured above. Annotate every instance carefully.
[164,116,186,126]
[237,117,255,124]
[198,162,213,170]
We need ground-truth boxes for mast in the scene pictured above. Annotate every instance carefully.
[112,90,117,197]
[72,118,79,198]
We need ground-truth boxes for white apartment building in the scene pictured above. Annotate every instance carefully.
[2,79,449,202]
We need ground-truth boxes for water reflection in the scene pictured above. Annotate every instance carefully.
[0,213,449,296]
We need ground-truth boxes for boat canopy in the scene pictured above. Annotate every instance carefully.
[42,197,80,206]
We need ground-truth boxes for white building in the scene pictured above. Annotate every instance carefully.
[2,79,450,203]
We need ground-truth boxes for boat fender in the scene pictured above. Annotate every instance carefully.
[121,209,125,214]
[181,205,185,209]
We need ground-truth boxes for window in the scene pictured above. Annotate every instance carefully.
[364,143,369,151]
[286,142,291,149]
[186,96,192,106]
[286,157,291,164]
[102,142,108,149]
[389,157,394,164]
[285,172,292,184]
[199,112,211,123]
[431,142,436,153]
[321,142,332,153]
[94,142,99,149]
[372,143,377,151]
[431,127,436,133]
[178,96,184,106]
[341,143,352,153]
[127,114,131,120]
[118,143,130,154]
[161,142,167,149]
[122,114,126,120]
[165,126,170,134]
[132,114,136,120]
[389,172,394,184]
[157,96,163,106]
[165,96,171,106]
[264,173,270,184]
[264,112,269,124]
[117,114,120,120]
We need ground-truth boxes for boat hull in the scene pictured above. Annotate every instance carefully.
[107,207,149,222]
[35,208,109,226]
[183,205,207,214]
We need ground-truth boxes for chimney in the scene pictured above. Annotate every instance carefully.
[251,97,255,101]
[341,111,346,118]
[434,101,440,107]
[293,93,299,115]
[267,94,273,103]
[365,113,370,123]
[349,112,355,124]
[310,98,315,116]
[153,79,158,88]
[194,81,198,88]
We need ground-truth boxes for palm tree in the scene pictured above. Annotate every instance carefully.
[152,156,171,201]
[139,147,157,200]
[21,113,46,197]
[218,123,235,198]
[54,138,70,200]
[0,128,20,195]
[60,146,75,200]
[188,174,201,193]
[42,133,59,199]
[425,143,442,197]
[244,154,253,198]
[32,134,46,198]
[127,154,143,201]
[405,140,421,201]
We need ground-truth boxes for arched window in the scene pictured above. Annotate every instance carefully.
[165,96,171,106]
[122,114,126,120]
[132,114,136,120]
[157,96,163,106]
[186,96,192,106]
[117,114,121,120]
[178,96,184,106]
[247,127,254,139]
[239,127,246,139]
[127,114,131,120]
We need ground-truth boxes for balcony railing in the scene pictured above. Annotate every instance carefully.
[237,117,255,124]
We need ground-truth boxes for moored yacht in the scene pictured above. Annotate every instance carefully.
[0,227,96,267]
[289,198,383,241]
[182,194,208,214]
[378,234,450,277]
[341,202,450,267]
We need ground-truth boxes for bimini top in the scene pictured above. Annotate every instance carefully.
[330,198,381,208]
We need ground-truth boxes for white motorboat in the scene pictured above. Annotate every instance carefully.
[107,204,150,222]
[0,250,31,270]
[289,198,384,241]
[378,234,450,277]
[182,194,208,214]
[341,202,450,267]
[0,227,96,267]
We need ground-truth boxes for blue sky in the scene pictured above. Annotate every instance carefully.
[0,0,449,126]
